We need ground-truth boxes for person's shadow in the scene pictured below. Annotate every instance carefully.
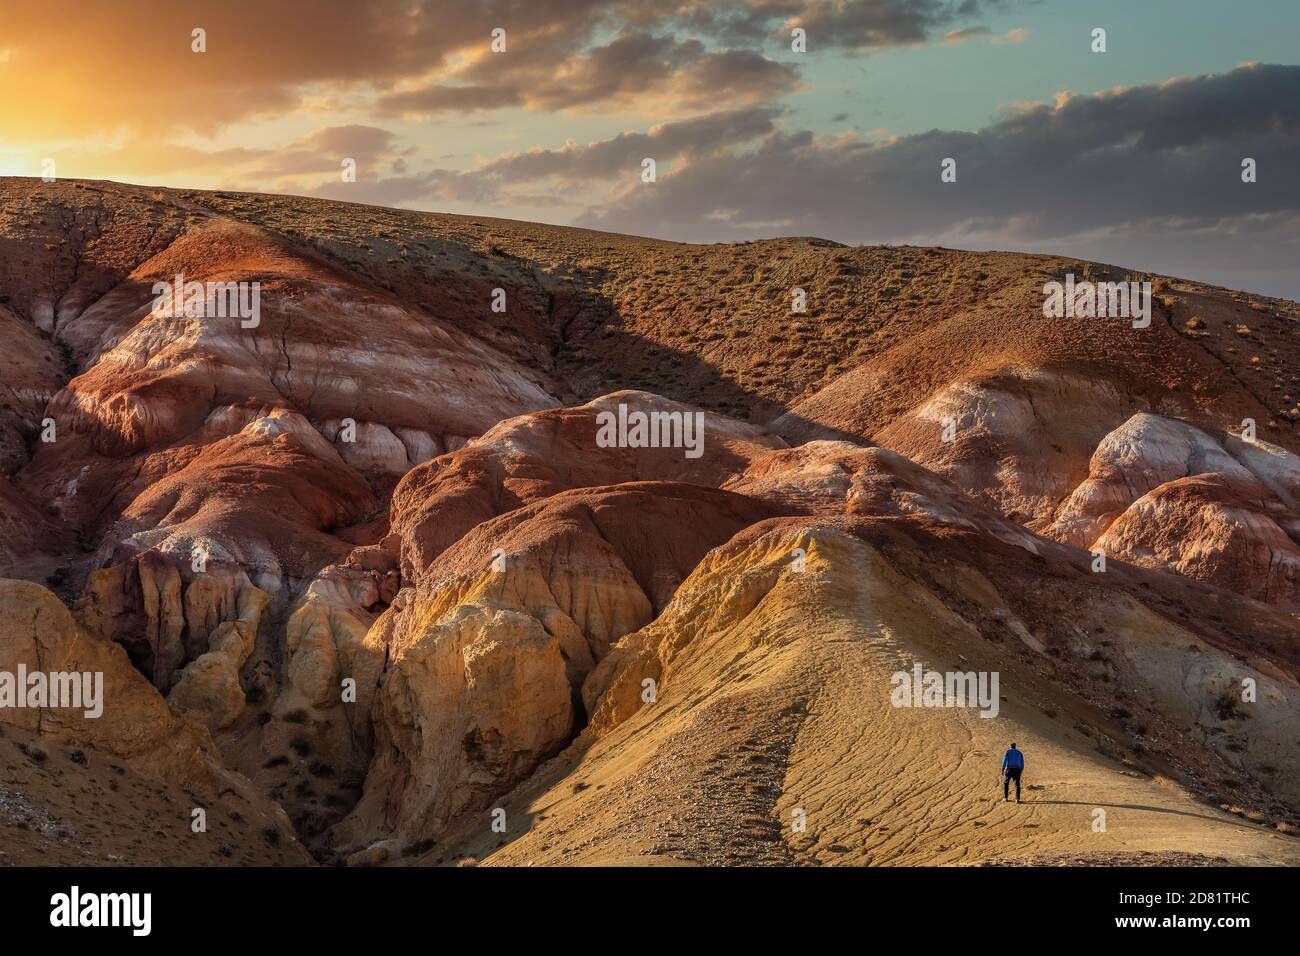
[1028,800,1248,828]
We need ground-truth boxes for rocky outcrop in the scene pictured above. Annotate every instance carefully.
[3,179,1300,866]
[450,514,1300,865]
[1046,413,1300,608]
[390,390,787,581]
[78,553,254,690]
[168,580,270,732]
[0,578,309,860]
[1094,474,1300,607]
[725,440,1046,553]
[1,578,210,777]
[332,481,778,856]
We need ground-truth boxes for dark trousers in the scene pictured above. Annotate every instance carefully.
[1004,768,1022,800]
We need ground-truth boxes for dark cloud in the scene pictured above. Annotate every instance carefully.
[670,48,805,108]
[783,0,984,49]
[308,106,779,206]
[659,0,1005,51]
[2,0,1001,135]
[1,0,613,133]
[376,84,524,115]
[483,105,778,179]
[295,125,401,156]
[380,32,802,116]
[569,63,1300,298]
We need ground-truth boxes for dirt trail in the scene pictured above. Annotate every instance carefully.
[441,527,1299,866]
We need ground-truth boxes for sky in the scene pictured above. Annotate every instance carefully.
[2,0,1298,298]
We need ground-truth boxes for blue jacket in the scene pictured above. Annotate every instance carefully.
[1001,748,1024,772]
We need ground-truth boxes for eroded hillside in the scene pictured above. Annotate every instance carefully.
[1,177,1297,866]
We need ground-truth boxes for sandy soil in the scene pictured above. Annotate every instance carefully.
[436,528,1299,867]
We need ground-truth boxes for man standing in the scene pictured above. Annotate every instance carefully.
[1001,742,1024,802]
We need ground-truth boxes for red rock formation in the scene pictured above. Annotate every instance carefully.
[390,390,786,580]
[332,479,779,856]
[1045,413,1300,608]
[2,179,1299,866]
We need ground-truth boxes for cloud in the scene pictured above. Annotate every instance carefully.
[991,27,1030,44]
[309,106,781,207]
[375,84,524,116]
[940,27,992,45]
[769,0,1001,51]
[294,125,402,157]
[668,0,1008,51]
[0,1,1005,137]
[475,106,779,180]
[378,32,803,117]
[233,125,410,181]
[939,24,1027,47]
[13,124,410,194]
[568,63,1300,297]
[0,0,615,135]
